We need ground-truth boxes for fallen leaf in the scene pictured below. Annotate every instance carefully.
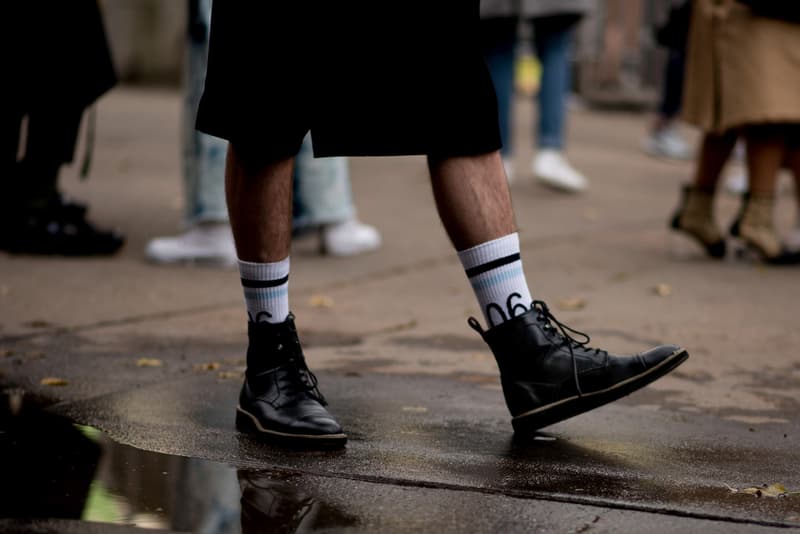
[611,272,630,282]
[194,362,221,372]
[25,320,52,328]
[556,297,587,311]
[402,406,428,413]
[653,283,672,297]
[726,483,798,498]
[40,377,68,386]
[218,371,242,380]
[136,358,163,368]
[309,295,335,308]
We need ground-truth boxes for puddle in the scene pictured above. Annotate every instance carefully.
[0,392,357,533]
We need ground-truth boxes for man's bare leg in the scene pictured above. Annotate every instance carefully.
[226,144,346,446]
[430,150,688,437]
[429,151,533,326]
[428,150,515,250]
[225,145,294,262]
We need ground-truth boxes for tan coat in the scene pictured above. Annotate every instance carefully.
[682,0,800,133]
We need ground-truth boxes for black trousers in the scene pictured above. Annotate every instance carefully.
[2,107,84,204]
[5,0,116,203]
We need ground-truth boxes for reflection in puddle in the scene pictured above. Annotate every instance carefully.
[0,393,354,533]
[240,472,357,533]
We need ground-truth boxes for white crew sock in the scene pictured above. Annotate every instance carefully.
[458,233,533,328]
[238,257,290,324]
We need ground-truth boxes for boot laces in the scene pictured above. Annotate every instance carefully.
[532,300,606,397]
[254,314,327,405]
[282,314,326,404]
[289,356,327,405]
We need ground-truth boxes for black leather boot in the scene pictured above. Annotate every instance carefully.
[470,301,689,436]
[236,314,346,447]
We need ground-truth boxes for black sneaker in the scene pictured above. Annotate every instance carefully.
[470,300,689,436]
[236,314,347,447]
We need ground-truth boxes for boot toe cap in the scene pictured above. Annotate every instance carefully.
[638,344,685,368]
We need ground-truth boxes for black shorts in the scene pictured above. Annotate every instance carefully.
[196,2,501,159]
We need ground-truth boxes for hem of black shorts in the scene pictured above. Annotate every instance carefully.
[195,124,304,162]
[312,141,503,159]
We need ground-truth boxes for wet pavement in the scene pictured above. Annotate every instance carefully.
[2,389,797,534]
[3,88,800,532]
[42,372,799,529]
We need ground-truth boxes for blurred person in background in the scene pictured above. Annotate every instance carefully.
[480,0,590,192]
[145,0,380,265]
[670,0,800,264]
[2,0,123,256]
[642,0,692,160]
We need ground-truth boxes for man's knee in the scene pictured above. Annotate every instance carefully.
[228,141,295,177]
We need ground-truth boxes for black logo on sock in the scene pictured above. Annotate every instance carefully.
[248,311,274,323]
[485,293,532,328]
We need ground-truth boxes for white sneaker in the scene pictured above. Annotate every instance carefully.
[643,126,692,160]
[321,218,381,257]
[145,222,237,265]
[725,169,749,195]
[532,149,588,193]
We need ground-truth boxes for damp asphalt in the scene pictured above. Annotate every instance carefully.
[1,88,800,532]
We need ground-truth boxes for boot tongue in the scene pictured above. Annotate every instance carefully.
[531,301,593,349]
[246,317,303,372]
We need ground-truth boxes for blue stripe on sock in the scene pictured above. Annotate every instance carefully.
[470,265,523,291]
[243,287,288,299]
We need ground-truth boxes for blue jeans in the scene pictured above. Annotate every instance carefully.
[292,135,355,229]
[183,0,228,224]
[658,48,686,120]
[481,17,575,156]
[185,0,355,227]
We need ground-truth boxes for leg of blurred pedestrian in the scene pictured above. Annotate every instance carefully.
[785,140,800,250]
[147,0,379,265]
[733,125,799,263]
[670,132,737,259]
[293,134,381,257]
[479,17,517,183]
[1,107,124,256]
[644,48,691,160]
[1,0,123,256]
[644,1,691,160]
[530,16,588,193]
[145,0,236,266]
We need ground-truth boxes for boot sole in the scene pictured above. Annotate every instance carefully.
[236,406,348,448]
[511,348,689,435]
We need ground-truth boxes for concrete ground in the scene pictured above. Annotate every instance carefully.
[1,87,799,532]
